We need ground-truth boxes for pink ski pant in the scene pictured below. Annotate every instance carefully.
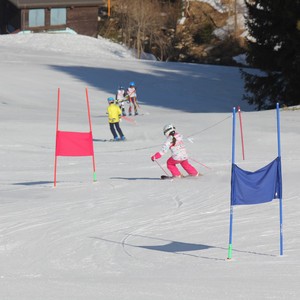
[167,157,198,177]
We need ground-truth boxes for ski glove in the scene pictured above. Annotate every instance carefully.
[151,152,162,161]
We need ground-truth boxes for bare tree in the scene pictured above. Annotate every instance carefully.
[112,0,177,59]
[107,0,180,60]
[129,0,163,58]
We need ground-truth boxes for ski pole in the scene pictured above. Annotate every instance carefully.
[135,97,140,108]
[190,158,211,170]
[154,160,169,176]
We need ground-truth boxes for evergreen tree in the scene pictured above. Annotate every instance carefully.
[241,0,300,110]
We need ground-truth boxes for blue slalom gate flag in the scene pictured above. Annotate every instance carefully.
[231,157,282,205]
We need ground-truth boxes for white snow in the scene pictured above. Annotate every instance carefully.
[233,53,247,65]
[0,33,300,300]
[196,0,246,14]
[197,0,227,13]
[193,0,248,40]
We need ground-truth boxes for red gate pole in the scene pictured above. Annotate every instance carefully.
[54,88,61,187]
[85,88,97,182]
[237,106,245,160]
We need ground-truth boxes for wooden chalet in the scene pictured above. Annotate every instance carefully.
[0,0,106,36]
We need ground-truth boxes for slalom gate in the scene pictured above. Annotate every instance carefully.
[53,88,96,187]
[227,103,283,259]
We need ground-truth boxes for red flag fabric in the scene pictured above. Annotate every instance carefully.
[56,131,94,156]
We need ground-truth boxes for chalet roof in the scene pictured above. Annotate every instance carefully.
[8,0,104,8]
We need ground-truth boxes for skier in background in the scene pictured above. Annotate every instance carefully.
[151,124,199,178]
[127,81,138,116]
[106,97,126,141]
[116,86,127,116]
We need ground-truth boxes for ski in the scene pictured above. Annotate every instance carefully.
[160,174,202,180]
[109,138,126,142]
[94,138,126,142]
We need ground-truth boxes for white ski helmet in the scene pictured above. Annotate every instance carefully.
[163,124,175,136]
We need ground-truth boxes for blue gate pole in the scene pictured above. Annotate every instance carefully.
[227,107,236,259]
[276,103,283,255]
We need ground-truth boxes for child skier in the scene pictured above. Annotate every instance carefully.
[151,124,199,178]
[127,81,138,116]
[116,86,127,116]
[107,97,126,141]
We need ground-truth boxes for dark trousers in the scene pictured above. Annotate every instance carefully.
[109,122,124,138]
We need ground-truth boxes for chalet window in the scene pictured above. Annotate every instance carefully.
[51,8,67,26]
[28,9,45,27]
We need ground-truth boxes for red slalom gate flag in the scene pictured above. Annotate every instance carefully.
[56,131,94,156]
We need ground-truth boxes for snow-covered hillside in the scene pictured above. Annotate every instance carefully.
[0,33,299,300]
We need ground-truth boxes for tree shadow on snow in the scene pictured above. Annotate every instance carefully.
[50,64,253,113]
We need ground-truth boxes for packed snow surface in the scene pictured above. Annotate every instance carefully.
[0,33,299,300]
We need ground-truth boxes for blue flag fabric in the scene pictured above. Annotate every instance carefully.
[231,157,282,205]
